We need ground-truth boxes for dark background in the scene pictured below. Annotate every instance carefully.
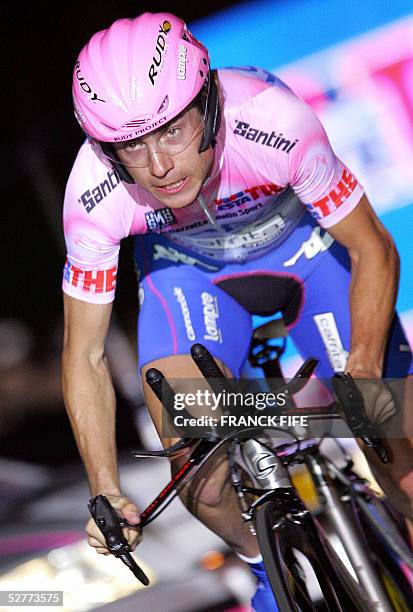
[1,0,242,465]
[3,0,241,321]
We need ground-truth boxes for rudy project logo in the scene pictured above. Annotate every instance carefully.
[149,21,172,86]
[234,120,298,153]
[162,20,172,33]
[145,207,176,231]
[74,61,105,103]
[64,260,117,294]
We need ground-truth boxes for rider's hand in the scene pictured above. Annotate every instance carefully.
[351,378,397,426]
[86,494,142,555]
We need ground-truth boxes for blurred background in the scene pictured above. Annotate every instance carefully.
[1,0,413,610]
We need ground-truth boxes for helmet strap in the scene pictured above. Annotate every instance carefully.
[199,70,221,152]
[100,143,135,184]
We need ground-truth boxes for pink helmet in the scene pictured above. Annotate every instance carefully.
[73,12,212,144]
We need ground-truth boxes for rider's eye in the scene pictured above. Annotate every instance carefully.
[125,140,143,152]
[166,127,180,137]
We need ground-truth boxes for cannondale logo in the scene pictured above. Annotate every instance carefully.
[254,453,279,479]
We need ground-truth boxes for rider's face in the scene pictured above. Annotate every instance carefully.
[114,107,214,208]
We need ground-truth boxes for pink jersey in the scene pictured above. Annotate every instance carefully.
[62,67,364,304]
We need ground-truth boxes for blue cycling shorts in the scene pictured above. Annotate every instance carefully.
[135,211,413,379]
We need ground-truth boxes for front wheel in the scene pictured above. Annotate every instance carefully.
[352,494,413,611]
[255,500,371,612]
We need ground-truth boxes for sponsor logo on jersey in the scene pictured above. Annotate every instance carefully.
[78,169,121,213]
[313,312,348,372]
[177,44,188,80]
[310,168,358,218]
[153,244,219,270]
[64,259,117,294]
[167,219,208,234]
[74,61,106,103]
[149,21,171,86]
[233,121,298,153]
[145,207,176,231]
[201,292,222,343]
[283,227,334,267]
[174,287,195,340]
[188,215,286,254]
[215,183,283,211]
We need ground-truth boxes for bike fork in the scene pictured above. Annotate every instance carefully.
[308,454,392,612]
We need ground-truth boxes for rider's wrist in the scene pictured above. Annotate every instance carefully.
[91,484,122,498]
[346,348,383,378]
[346,366,382,378]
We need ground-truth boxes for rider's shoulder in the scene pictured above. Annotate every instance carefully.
[218,65,290,89]
[64,139,126,214]
[217,66,318,128]
[66,139,120,191]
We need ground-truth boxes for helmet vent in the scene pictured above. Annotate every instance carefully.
[157,95,170,114]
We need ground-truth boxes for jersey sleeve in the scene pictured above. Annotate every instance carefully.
[62,144,130,304]
[62,233,119,305]
[286,97,365,228]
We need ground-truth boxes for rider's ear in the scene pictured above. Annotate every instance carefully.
[100,143,135,184]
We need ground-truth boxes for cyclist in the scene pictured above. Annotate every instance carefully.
[62,12,413,610]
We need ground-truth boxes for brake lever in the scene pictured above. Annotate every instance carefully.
[332,373,389,464]
[88,495,150,586]
[283,357,319,396]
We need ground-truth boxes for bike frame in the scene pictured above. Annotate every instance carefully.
[135,423,411,611]
[133,342,413,611]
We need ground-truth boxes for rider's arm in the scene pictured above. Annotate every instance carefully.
[62,294,121,496]
[326,194,400,378]
[62,294,141,551]
[266,89,399,377]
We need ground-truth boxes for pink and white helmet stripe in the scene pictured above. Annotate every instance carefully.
[72,12,210,142]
